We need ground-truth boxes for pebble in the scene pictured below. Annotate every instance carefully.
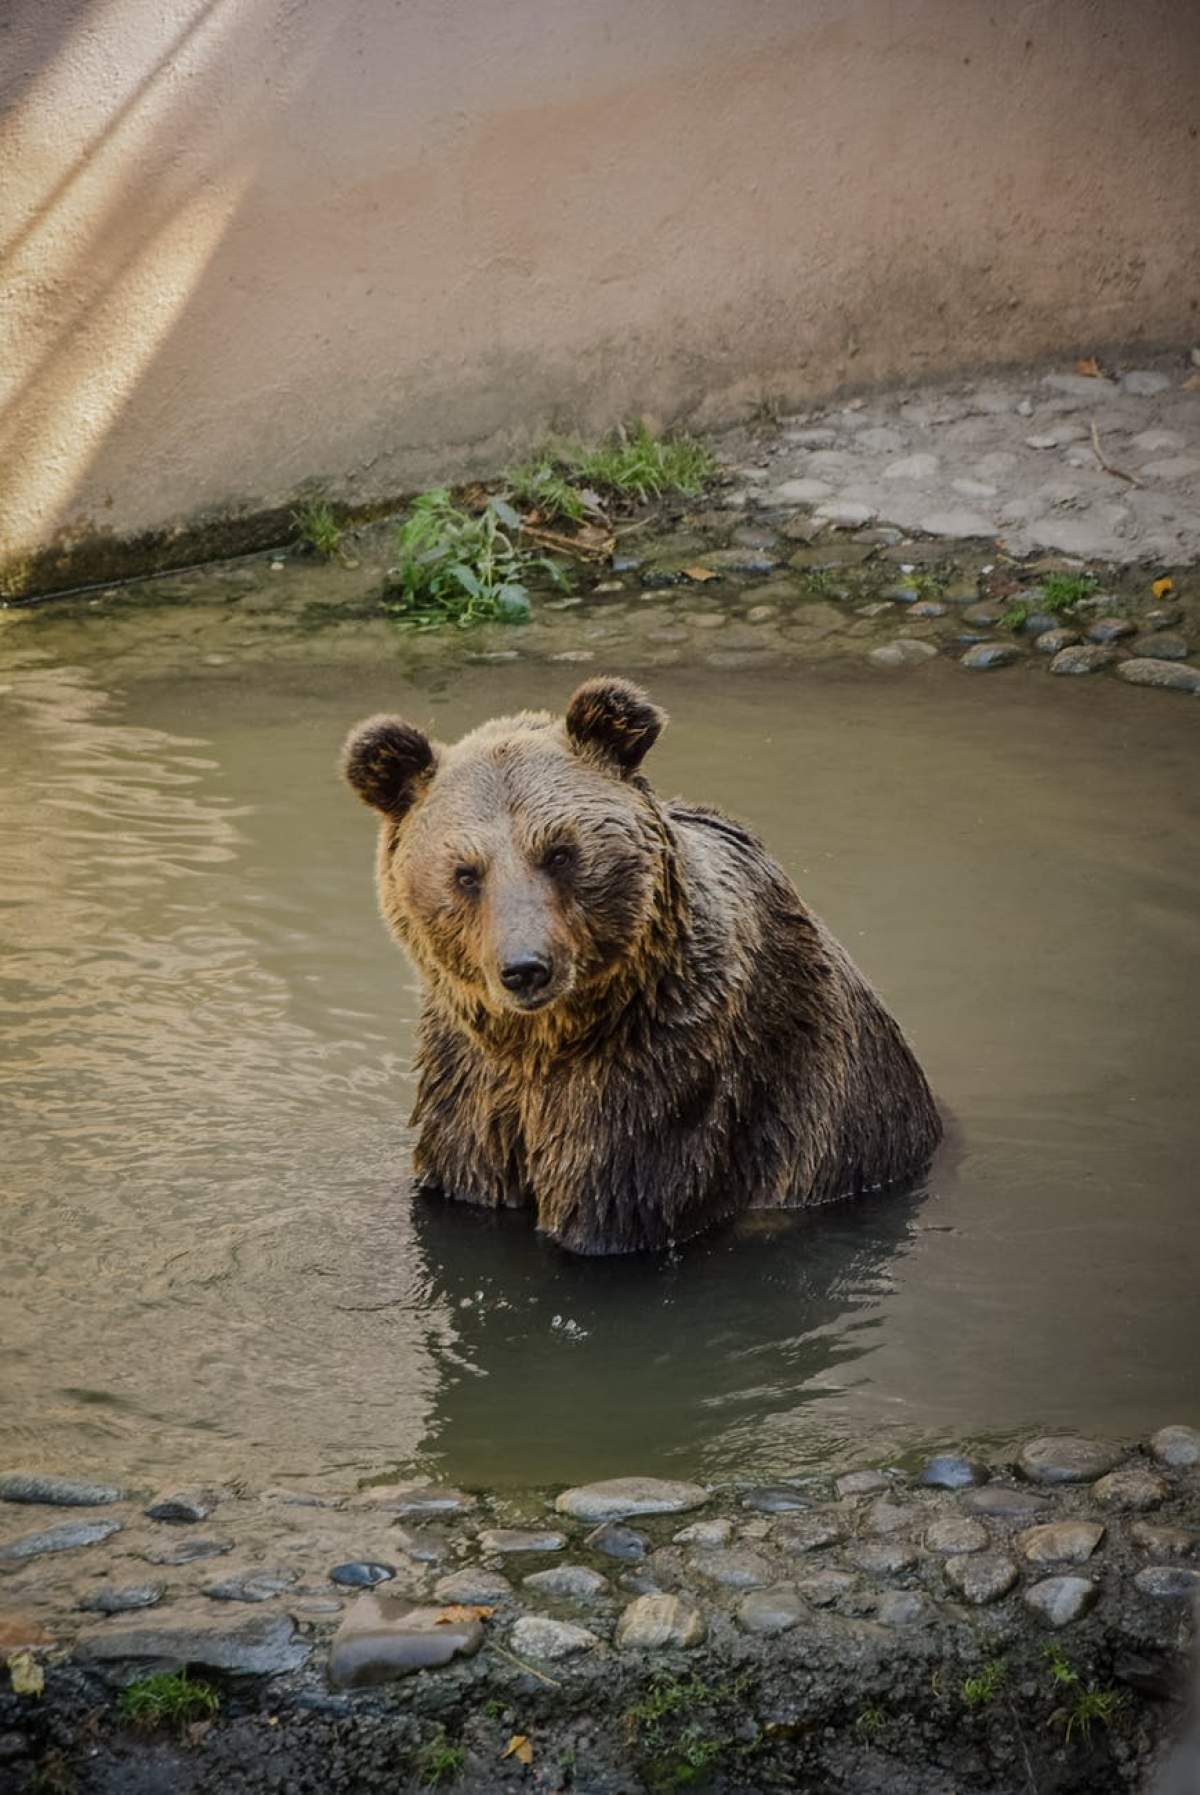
[548,650,595,663]
[1018,612,1058,637]
[674,1518,732,1547]
[884,453,940,480]
[849,1539,917,1576]
[512,1615,600,1660]
[0,1474,127,1507]
[1044,372,1119,399]
[523,1565,608,1599]
[1130,1522,1200,1559]
[746,605,779,624]
[774,1513,845,1555]
[692,1548,772,1589]
[869,639,938,669]
[1121,370,1172,396]
[782,428,838,449]
[555,1477,708,1521]
[961,643,1020,670]
[433,1569,513,1604]
[875,1590,929,1627]
[944,1551,1018,1605]
[1133,1566,1200,1600]
[1118,660,1200,693]
[867,1500,918,1536]
[205,1569,297,1603]
[329,1595,483,1688]
[961,1485,1053,1520]
[1144,605,1183,630]
[348,1484,474,1516]
[962,602,1004,626]
[78,1584,164,1614]
[741,1486,813,1515]
[770,479,833,505]
[0,1519,121,1563]
[477,1528,566,1554]
[1131,632,1188,660]
[814,501,877,529]
[909,600,947,618]
[925,1516,989,1556]
[684,612,727,630]
[1093,1467,1168,1511]
[696,548,778,574]
[330,1562,395,1588]
[78,1604,309,1675]
[918,509,994,539]
[919,1456,990,1491]
[835,1471,890,1499]
[1086,616,1136,643]
[737,1585,805,1635]
[391,1526,448,1564]
[795,1569,855,1607]
[1149,1425,1200,1469]
[615,1593,706,1649]
[584,1522,649,1560]
[141,1536,232,1566]
[1048,645,1118,676]
[1035,627,1082,654]
[1018,1435,1125,1484]
[1019,1522,1105,1565]
[1024,1576,1100,1628]
[145,1489,219,1524]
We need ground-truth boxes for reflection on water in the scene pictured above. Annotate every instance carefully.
[1,636,1198,1490]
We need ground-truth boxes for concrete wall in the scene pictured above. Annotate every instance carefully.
[2,0,1198,594]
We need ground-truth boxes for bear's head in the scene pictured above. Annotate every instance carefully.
[342,678,670,1020]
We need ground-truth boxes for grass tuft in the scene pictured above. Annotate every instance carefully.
[1040,571,1098,612]
[292,498,344,560]
[117,1670,220,1733]
[414,1727,466,1787]
[573,423,715,502]
[1065,1684,1129,1744]
[854,1706,886,1738]
[961,1660,1007,1710]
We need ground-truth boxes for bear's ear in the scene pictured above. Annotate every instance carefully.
[342,715,437,817]
[565,677,666,774]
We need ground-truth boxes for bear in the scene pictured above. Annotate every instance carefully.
[342,676,941,1256]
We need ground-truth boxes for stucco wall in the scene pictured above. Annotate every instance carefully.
[2,0,1198,593]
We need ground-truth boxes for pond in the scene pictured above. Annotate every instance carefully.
[1,573,1198,1496]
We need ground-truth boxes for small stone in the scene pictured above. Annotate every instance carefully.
[962,1485,1053,1520]
[925,1517,988,1556]
[1118,660,1200,693]
[1121,370,1171,396]
[835,1470,890,1499]
[746,605,779,624]
[78,1604,309,1675]
[0,1519,121,1563]
[269,559,285,572]
[814,501,877,529]
[1093,1467,1169,1511]
[433,1569,513,1604]
[1086,616,1136,643]
[0,1474,127,1507]
[869,639,938,669]
[512,1615,600,1660]
[741,1486,813,1515]
[1131,1522,1200,1559]
[944,1551,1018,1605]
[294,1598,343,1616]
[78,1585,164,1614]
[145,1489,219,1524]
[1024,1576,1100,1627]
[584,1522,648,1561]
[391,1526,448,1564]
[952,478,998,499]
[909,600,947,618]
[692,1548,772,1589]
[795,1570,855,1607]
[523,1565,608,1599]
[555,1478,708,1522]
[329,1594,483,1688]
[961,643,1020,670]
[616,1593,706,1649]
[1145,608,1184,631]
[774,1513,845,1555]
[1043,373,1119,398]
[737,1585,805,1635]
[963,602,1003,626]
[205,1570,298,1603]
[477,1528,566,1554]
[349,1484,475,1516]
[141,1537,231,1566]
[919,509,994,539]
[876,1590,928,1626]
[770,479,833,506]
[1019,613,1058,637]
[884,453,939,480]
[1134,1566,1200,1600]
[1019,1523,1105,1566]
[1131,632,1188,660]
[1019,1436,1125,1484]
[919,1456,990,1491]
[781,428,838,449]
[1131,429,1186,453]
[330,1562,395,1588]
[1149,1425,1200,1469]
[548,650,595,663]
[1048,645,1117,676]
[684,612,727,630]
[261,1487,340,1509]
[674,1519,732,1547]
[867,1500,917,1536]
[849,1539,917,1576]
[1033,627,1081,654]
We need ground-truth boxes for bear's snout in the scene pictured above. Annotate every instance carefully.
[499,952,553,1002]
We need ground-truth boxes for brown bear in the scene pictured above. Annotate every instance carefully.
[343,677,941,1256]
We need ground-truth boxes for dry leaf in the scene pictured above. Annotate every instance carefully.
[1183,371,1200,392]
[501,1734,534,1765]
[435,1604,494,1625]
[8,1651,43,1697]
[1152,577,1175,599]
[684,565,718,582]
[1075,356,1102,378]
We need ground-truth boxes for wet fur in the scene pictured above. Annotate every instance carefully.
[344,679,942,1256]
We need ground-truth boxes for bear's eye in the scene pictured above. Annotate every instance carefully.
[454,865,482,894]
[542,845,574,874]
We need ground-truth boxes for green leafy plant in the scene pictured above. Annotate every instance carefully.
[386,489,568,628]
[117,1670,220,1733]
[1002,600,1030,631]
[1065,1684,1128,1744]
[292,497,344,560]
[961,1660,1007,1710]
[1040,571,1099,613]
[1044,1642,1080,1688]
[414,1727,466,1787]
[854,1706,886,1738]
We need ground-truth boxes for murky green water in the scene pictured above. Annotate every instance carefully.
[2,578,1198,1493]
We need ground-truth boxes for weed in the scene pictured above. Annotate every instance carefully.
[292,497,344,560]
[911,572,947,602]
[961,1661,1007,1710]
[801,567,842,598]
[1065,1684,1128,1744]
[386,489,568,628]
[627,1674,715,1734]
[482,1698,506,1721]
[117,1670,220,1733]
[573,424,716,502]
[855,1706,886,1738]
[506,453,589,524]
[626,1673,753,1794]
[1001,600,1030,631]
[1040,571,1098,612]
[414,1727,466,1787]
[1044,1642,1080,1688]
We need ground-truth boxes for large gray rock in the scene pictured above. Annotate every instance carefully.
[1019,1522,1105,1566]
[868,639,938,669]
[1118,660,1200,693]
[848,1539,917,1576]
[1048,645,1117,677]
[1035,628,1082,655]
[1131,1522,1200,1560]
[918,1456,989,1491]
[555,1478,708,1522]
[329,1595,481,1688]
[796,1569,856,1607]
[78,1603,309,1675]
[835,1471,890,1499]
[511,1616,600,1660]
[674,1519,732,1548]
[78,1585,164,1614]
[876,1590,929,1627]
[0,1519,121,1563]
[616,1593,706,1649]
[961,643,1020,671]
[1150,1426,1200,1469]
[944,1551,1018,1606]
[1024,1576,1100,1628]
[204,1570,297,1604]
[0,1474,128,1507]
[1017,1436,1124,1485]
[737,1585,805,1636]
[1131,633,1189,661]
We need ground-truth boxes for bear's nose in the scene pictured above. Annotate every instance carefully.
[500,954,552,997]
